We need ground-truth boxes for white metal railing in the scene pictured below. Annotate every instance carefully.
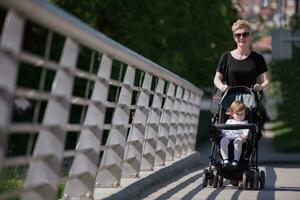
[0,0,203,199]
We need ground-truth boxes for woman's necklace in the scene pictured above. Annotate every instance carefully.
[233,49,250,60]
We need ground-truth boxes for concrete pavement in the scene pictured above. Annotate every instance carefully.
[95,123,300,199]
[131,164,300,200]
[94,151,202,200]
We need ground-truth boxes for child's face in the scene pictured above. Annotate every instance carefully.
[232,110,246,121]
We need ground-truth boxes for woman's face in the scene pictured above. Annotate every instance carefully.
[233,28,251,48]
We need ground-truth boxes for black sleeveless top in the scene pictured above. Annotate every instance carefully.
[217,51,268,88]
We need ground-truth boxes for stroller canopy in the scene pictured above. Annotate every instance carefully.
[220,86,258,111]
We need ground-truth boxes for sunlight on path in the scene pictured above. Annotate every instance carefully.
[133,165,300,200]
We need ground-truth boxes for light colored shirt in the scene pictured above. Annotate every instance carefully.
[221,119,249,140]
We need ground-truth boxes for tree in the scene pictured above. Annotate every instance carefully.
[50,0,238,88]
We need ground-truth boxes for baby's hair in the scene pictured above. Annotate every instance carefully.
[226,100,247,116]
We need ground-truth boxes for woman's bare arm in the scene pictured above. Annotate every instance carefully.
[254,71,269,91]
[213,71,229,92]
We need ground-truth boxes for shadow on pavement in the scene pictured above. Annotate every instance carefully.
[130,166,204,200]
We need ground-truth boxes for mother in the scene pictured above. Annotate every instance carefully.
[213,19,270,187]
[213,19,269,92]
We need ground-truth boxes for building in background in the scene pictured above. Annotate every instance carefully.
[232,0,297,30]
[232,0,298,54]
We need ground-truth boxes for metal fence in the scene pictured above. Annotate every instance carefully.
[0,0,203,199]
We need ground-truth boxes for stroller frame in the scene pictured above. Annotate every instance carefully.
[203,86,266,190]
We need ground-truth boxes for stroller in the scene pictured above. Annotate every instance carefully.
[202,86,265,190]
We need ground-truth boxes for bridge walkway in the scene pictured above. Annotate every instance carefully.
[114,123,300,200]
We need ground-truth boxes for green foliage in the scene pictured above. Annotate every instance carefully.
[0,168,66,199]
[0,168,23,200]
[290,13,300,30]
[50,0,238,87]
[270,50,300,152]
[57,183,65,199]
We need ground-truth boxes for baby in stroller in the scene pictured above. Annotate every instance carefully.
[202,86,265,190]
[220,100,249,168]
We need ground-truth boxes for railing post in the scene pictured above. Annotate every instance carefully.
[155,82,175,165]
[140,78,165,171]
[173,86,183,158]
[63,54,112,199]
[176,89,189,157]
[191,94,202,149]
[122,72,152,177]
[22,38,79,200]
[96,65,135,187]
[166,85,180,161]
[0,10,24,169]
[187,93,195,152]
[182,90,191,155]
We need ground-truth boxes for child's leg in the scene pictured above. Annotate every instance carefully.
[220,137,230,160]
[233,137,243,161]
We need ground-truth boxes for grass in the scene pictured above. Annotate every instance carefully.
[57,183,65,199]
[0,168,23,200]
[0,167,66,200]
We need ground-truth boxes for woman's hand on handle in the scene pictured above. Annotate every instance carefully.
[221,84,229,93]
[253,84,263,92]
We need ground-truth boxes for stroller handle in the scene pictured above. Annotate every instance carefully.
[224,86,264,102]
[212,123,258,132]
[226,86,263,94]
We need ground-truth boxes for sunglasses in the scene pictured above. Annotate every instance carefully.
[234,32,250,38]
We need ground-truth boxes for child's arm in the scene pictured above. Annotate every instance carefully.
[240,120,249,140]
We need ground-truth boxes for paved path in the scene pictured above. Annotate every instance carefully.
[129,123,300,200]
[132,164,300,200]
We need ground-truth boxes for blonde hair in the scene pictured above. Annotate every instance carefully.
[226,100,247,116]
[231,19,252,33]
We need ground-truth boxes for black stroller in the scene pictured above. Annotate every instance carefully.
[203,86,265,190]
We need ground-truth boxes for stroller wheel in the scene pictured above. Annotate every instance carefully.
[208,169,213,186]
[242,172,248,190]
[249,170,255,189]
[213,170,219,188]
[253,171,259,190]
[202,169,208,187]
[218,175,224,187]
[259,170,265,189]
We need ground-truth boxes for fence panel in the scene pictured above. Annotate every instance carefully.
[0,0,203,199]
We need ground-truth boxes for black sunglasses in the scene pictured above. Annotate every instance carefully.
[234,32,250,38]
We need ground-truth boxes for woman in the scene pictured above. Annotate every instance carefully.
[213,19,270,186]
[213,19,269,92]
